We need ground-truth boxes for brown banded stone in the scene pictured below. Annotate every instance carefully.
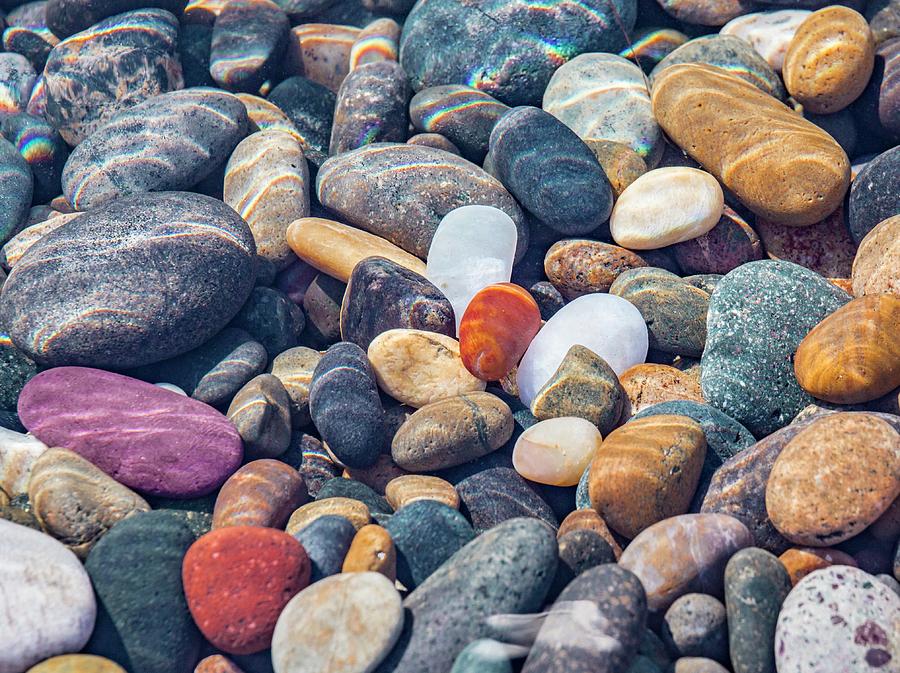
[212,459,308,530]
[384,475,459,510]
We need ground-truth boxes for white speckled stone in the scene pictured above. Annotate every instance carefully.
[0,520,97,673]
[720,10,811,72]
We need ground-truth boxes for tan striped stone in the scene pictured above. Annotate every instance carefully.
[385,475,459,510]
[285,497,371,535]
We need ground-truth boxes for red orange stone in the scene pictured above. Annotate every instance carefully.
[212,459,308,530]
[182,526,310,655]
[778,547,858,585]
[458,283,542,381]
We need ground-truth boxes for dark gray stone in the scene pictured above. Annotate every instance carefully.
[293,513,356,582]
[210,0,289,93]
[457,466,558,533]
[848,145,900,243]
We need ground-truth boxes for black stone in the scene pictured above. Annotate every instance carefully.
[548,529,617,600]
[294,514,356,582]
[316,477,393,515]
[1,113,69,204]
[45,0,188,38]
[229,287,305,359]
[267,76,336,167]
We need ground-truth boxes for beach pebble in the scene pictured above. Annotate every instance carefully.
[392,392,513,471]
[775,566,900,673]
[316,478,392,517]
[544,239,648,298]
[621,28,688,71]
[656,0,756,26]
[271,572,403,673]
[349,18,400,69]
[3,5,58,72]
[385,474,459,510]
[265,76,335,167]
[285,497,371,535]
[0,425,48,498]
[270,347,321,426]
[513,417,602,487]
[18,367,243,498]
[755,206,857,278]
[721,10,811,71]
[780,547,860,585]
[193,655,244,673]
[283,24,358,93]
[297,434,343,498]
[0,519,96,673]
[783,6,875,114]
[548,529,616,599]
[1,112,68,205]
[25,654,127,673]
[212,459,308,529]
[0,136,33,245]
[618,364,705,422]
[672,206,763,276]
[330,60,409,154]
[450,641,516,673]
[587,139,648,197]
[848,145,900,244]
[456,466,558,532]
[294,514,356,581]
[227,374,291,460]
[853,215,900,296]
[209,0,288,93]
[229,289,305,359]
[662,594,729,663]
[342,523,396,579]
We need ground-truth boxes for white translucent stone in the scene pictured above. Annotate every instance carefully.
[720,10,811,72]
[517,294,648,407]
[513,416,603,486]
[426,205,518,330]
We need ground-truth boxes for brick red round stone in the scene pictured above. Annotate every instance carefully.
[182,526,311,654]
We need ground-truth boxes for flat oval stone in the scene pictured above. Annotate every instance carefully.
[18,367,243,498]
[271,346,321,426]
[618,513,752,613]
[84,510,200,673]
[212,459,308,529]
[43,9,183,146]
[330,60,409,154]
[271,572,403,673]
[0,135,33,244]
[340,256,454,351]
[489,106,613,235]
[766,413,900,546]
[0,52,36,120]
[183,526,309,655]
[853,215,900,296]
[26,654,127,673]
[62,89,249,211]
[700,260,850,437]
[399,0,636,106]
[283,24,358,93]
[377,517,557,673]
[784,6,875,114]
[721,9,811,71]
[724,547,792,673]
[755,206,857,278]
[210,0,289,93]
[391,391,513,471]
[456,465,559,532]
[609,267,710,357]
[409,84,509,162]
[794,295,900,404]
[265,76,336,167]
[1,112,70,205]
[407,132,461,153]
[285,497,371,535]
[544,239,648,298]
[775,566,900,673]
[29,447,150,558]
[543,53,664,167]
[293,514,356,581]
[44,0,188,38]
[349,18,401,70]
[459,283,542,382]
[309,342,385,468]
[342,523,397,579]
[517,293,649,408]
[316,143,526,259]
[589,415,706,538]
[1,192,256,369]
[651,64,850,226]
[224,130,309,270]
[227,374,292,460]
[513,416,603,487]
[385,474,459,510]
[287,217,426,283]
[0,519,96,673]
[610,168,724,250]
[662,593,728,663]
[848,145,900,243]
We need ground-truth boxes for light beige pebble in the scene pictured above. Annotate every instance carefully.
[284,24,360,93]
[285,497,371,535]
[720,10,811,72]
[0,426,49,497]
[610,167,724,250]
[512,416,603,487]
[224,130,309,270]
[270,346,323,426]
[384,475,459,510]
[367,329,485,408]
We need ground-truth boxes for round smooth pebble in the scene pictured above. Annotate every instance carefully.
[779,547,860,586]
[662,594,729,663]
[543,239,648,298]
[853,215,900,296]
[848,146,900,244]
[512,416,603,487]
[285,497,371,536]
[720,10,811,72]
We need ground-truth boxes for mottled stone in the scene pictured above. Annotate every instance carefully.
[548,528,616,599]
[589,415,706,538]
[316,143,526,259]
[0,519,96,673]
[342,453,410,495]
[271,572,403,673]
[656,0,755,25]
[618,364,705,422]
[853,215,900,296]
[342,523,396,579]
[724,547,792,673]
[44,0,188,38]
[19,367,243,498]
[1,112,68,204]
[756,206,857,278]
[489,106,613,235]
[662,594,728,663]
[409,85,509,162]
[212,459,308,529]
[385,474,458,510]
[286,497,371,535]
[0,334,36,413]
[619,513,752,612]
[44,9,183,145]
[670,658,729,673]
[450,640,517,673]
[224,130,309,270]
[3,2,59,71]
[784,7,875,114]
[227,374,292,460]
[531,345,625,435]
[350,18,400,70]
[377,517,557,673]
[309,342,384,468]
[513,416,603,487]
[62,88,248,211]
[283,24,358,93]
[29,447,150,557]
[391,392,513,471]
[721,10,810,71]
[266,76,336,167]
[586,139,647,198]
[651,65,849,226]
[297,433,343,497]
[193,655,245,673]
[700,260,850,437]
[2,213,78,270]
[0,136,32,244]
[84,511,200,673]
[229,286,305,357]
[456,466,558,533]
[340,256,453,351]
[848,145,900,243]
[399,0,636,106]
[330,60,409,154]
[294,513,356,581]
[544,239,647,298]
[869,0,900,43]
[210,0,289,93]
[271,347,321,426]
[775,566,900,673]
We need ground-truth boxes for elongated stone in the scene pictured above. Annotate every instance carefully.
[330,60,409,155]
[0,136,32,245]
[287,217,426,283]
[212,459,308,529]
[543,239,647,298]
[517,293,649,407]
[1,112,69,205]
[385,475,459,510]
[655,0,755,26]
[340,256,454,351]
[651,64,850,226]
[543,53,664,167]
[267,76,336,167]
[489,106,613,235]
[316,143,526,259]
[224,130,309,270]
[45,0,188,38]
[283,23,359,93]
[210,0,289,93]
[29,447,151,558]
[44,9,183,145]
[342,523,397,579]
[62,89,248,211]
[456,466,558,532]
[350,18,400,70]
